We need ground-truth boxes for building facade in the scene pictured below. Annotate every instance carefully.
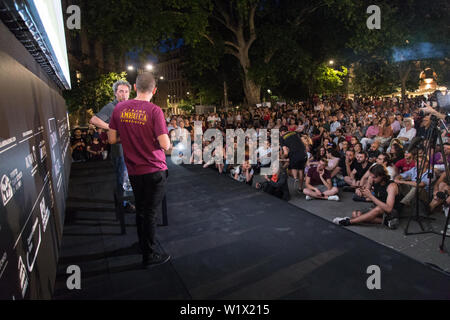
[153,49,191,112]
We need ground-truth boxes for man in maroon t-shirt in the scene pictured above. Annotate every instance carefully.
[303,158,340,201]
[108,72,171,268]
[395,151,416,173]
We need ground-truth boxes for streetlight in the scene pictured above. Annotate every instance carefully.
[145,64,154,71]
[329,60,334,66]
[160,76,164,80]
[267,89,272,94]
[127,65,134,71]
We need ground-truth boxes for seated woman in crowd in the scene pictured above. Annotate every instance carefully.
[361,118,380,151]
[334,164,402,229]
[353,142,363,154]
[288,118,297,132]
[231,160,254,185]
[396,118,416,147]
[375,116,393,150]
[389,142,404,164]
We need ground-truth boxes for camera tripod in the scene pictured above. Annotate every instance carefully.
[404,116,450,252]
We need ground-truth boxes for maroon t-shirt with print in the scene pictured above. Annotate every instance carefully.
[109,100,168,175]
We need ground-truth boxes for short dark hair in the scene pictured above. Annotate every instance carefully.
[280,126,288,132]
[112,80,131,93]
[358,151,368,158]
[136,72,156,93]
[380,152,391,165]
[369,164,390,183]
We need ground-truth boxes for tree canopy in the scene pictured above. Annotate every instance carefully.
[68,0,450,109]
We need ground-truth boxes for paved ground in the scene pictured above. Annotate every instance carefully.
[54,161,450,299]
[259,176,450,272]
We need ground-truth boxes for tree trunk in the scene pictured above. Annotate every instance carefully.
[401,79,407,101]
[399,62,412,101]
[243,77,261,106]
[223,80,229,109]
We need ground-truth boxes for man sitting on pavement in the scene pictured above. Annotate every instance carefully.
[303,158,340,201]
[333,164,402,229]
[394,153,431,207]
[331,149,357,188]
[343,151,372,191]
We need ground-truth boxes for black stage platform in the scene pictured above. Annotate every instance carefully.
[54,161,450,299]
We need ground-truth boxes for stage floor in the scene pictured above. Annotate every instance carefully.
[53,161,450,299]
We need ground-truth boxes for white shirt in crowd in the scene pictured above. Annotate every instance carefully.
[397,127,416,142]
[257,146,272,166]
[330,121,341,133]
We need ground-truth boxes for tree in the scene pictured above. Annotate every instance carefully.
[315,65,348,95]
[64,71,128,124]
[334,0,450,99]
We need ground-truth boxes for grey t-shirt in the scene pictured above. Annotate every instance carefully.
[96,100,123,157]
[96,100,118,123]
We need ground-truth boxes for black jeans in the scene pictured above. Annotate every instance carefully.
[129,170,167,256]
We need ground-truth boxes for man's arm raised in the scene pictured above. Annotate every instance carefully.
[90,115,110,130]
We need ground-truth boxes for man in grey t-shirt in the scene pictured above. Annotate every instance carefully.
[90,80,131,193]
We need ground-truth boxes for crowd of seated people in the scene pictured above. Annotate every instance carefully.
[164,92,449,231]
[70,126,110,162]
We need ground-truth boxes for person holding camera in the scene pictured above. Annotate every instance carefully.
[429,171,450,214]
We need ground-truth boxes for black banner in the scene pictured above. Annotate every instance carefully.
[0,22,71,299]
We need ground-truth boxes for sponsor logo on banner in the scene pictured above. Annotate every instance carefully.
[26,218,42,272]
[25,146,38,177]
[39,140,47,162]
[0,137,17,154]
[39,197,50,232]
[59,122,68,139]
[50,131,57,150]
[1,174,13,206]
[18,256,29,298]
[0,252,8,280]
[1,168,22,206]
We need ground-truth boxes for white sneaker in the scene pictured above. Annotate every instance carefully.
[305,195,313,201]
[328,195,340,201]
[333,217,351,226]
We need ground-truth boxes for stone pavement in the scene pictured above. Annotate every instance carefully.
[275,177,450,272]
